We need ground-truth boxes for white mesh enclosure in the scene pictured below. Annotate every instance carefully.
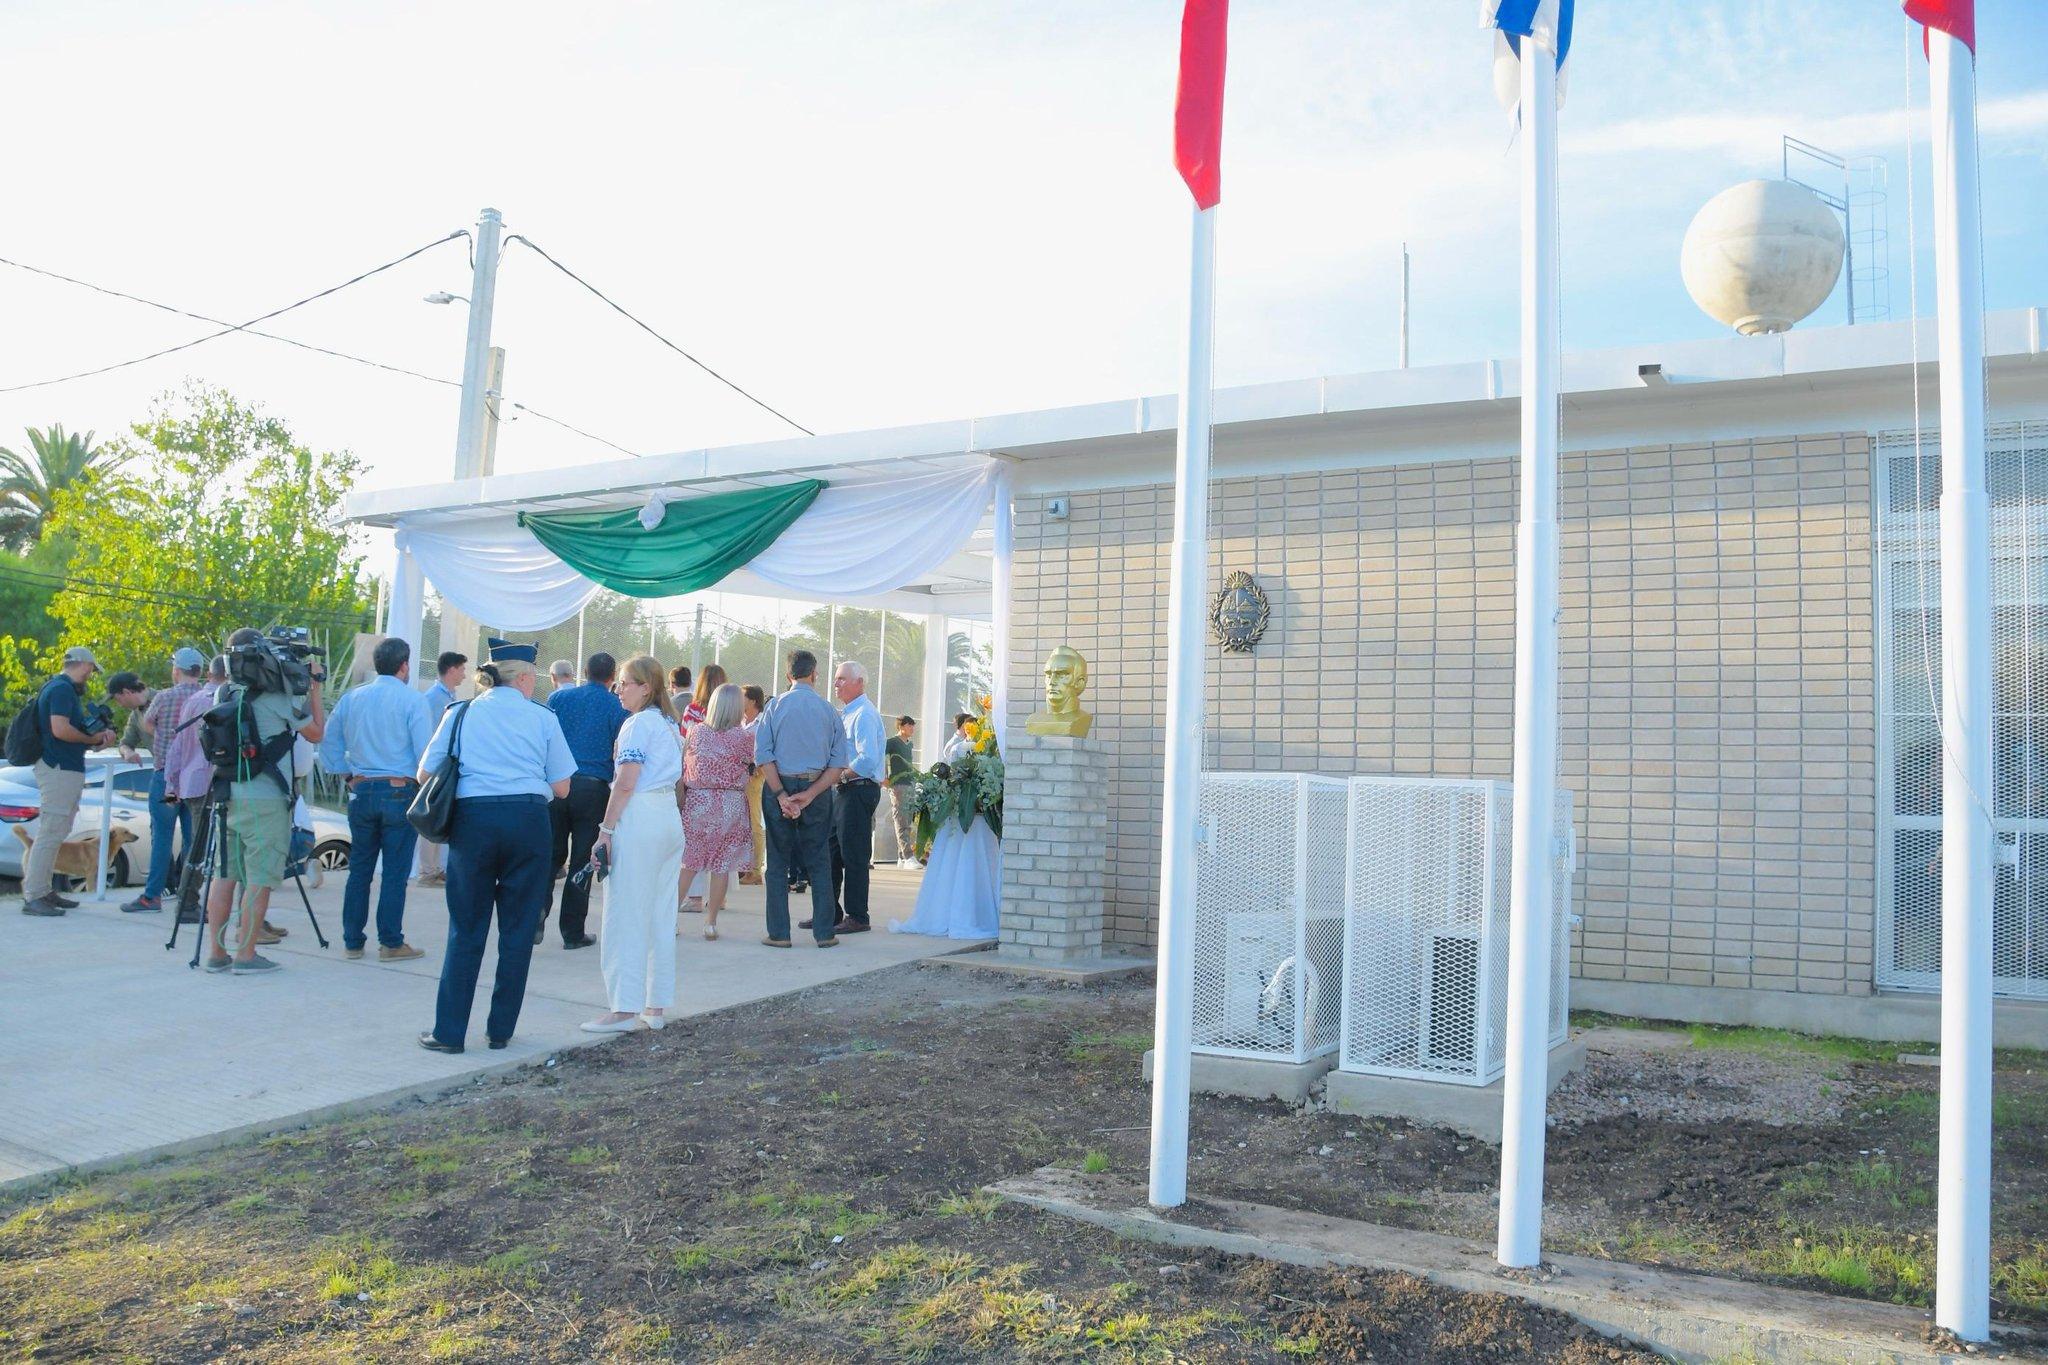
[1876,421,2048,998]
[1190,773,1347,1063]
[1339,776,1577,1086]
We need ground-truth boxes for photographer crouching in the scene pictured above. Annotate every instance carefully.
[200,627,325,974]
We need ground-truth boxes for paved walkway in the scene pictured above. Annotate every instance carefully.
[0,865,977,1188]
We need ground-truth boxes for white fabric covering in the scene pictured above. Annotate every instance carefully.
[395,519,602,633]
[743,461,996,599]
[889,813,1001,941]
[393,459,995,631]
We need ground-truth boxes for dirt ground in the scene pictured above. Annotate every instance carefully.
[0,966,1664,1364]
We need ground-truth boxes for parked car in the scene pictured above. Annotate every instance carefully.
[0,758,350,891]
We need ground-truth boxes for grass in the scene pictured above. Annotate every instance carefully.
[1066,1029,1153,1065]
[1080,1150,1112,1175]
[564,1144,612,1167]
[1749,1230,1931,1303]
[934,1189,1005,1222]
[1570,1012,1899,1062]
[824,1246,1233,1360]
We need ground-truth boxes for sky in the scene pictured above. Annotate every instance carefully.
[0,0,2044,512]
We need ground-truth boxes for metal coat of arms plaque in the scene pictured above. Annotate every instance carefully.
[1210,570,1270,653]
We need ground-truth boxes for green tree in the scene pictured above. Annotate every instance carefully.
[41,385,373,684]
[0,424,125,551]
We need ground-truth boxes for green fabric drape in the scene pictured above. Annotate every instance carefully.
[519,480,823,598]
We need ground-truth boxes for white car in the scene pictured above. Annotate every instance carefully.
[0,758,351,891]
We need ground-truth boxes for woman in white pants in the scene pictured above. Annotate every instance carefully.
[580,655,686,1034]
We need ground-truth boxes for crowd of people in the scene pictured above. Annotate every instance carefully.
[12,631,932,1053]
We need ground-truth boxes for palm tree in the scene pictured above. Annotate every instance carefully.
[0,425,122,551]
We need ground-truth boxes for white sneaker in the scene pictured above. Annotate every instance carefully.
[640,1012,668,1031]
[579,1014,647,1034]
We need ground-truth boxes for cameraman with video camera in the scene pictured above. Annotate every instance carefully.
[17,647,119,917]
[200,627,325,974]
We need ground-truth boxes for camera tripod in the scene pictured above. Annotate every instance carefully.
[164,790,328,966]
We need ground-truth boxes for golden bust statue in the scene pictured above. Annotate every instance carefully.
[1024,644,1092,738]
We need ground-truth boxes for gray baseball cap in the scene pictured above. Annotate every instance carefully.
[171,646,206,671]
[61,646,100,672]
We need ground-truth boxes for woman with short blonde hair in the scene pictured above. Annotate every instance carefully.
[679,682,754,939]
[580,655,685,1033]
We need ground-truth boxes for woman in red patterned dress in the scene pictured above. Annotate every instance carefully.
[678,683,754,940]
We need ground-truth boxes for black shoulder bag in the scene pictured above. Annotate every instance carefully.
[407,701,470,844]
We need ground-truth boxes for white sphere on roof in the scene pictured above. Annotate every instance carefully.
[1680,179,1845,336]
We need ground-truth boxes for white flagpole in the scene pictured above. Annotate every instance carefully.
[1148,200,1217,1210]
[1496,33,1561,1270]
[1927,23,1993,1343]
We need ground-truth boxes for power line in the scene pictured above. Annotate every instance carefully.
[504,234,814,437]
[0,249,642,459]
[0,559,370,629]
[0,232,469,395]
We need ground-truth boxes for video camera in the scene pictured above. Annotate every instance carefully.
[80,700,115,738]
[226,626,327,698]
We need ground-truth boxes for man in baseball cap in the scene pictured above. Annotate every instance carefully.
[21,646,117,915]
[121,646,215,915]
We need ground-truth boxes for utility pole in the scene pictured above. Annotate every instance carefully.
[436,208,504,694]
[1399,242,1411,369]
[691,602,706,673]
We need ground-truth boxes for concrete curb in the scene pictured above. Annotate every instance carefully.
[989,1166,2048,1364]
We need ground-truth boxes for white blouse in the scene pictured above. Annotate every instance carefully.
[614,707,683,791]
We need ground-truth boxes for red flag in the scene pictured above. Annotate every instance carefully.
[1174,0,1228,209]
[1904,0,1975,55]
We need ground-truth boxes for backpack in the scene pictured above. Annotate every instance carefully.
[4,682,50,768]
[198,685,296,799]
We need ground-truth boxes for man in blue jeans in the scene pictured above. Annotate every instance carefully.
[120,646,210,914]
[318,636,433,961]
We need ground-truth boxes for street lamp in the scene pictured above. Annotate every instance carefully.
[422,291,468,305]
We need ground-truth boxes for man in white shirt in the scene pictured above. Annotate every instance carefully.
[822,660,885,933]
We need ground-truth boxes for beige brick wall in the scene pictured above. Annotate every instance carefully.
[1006,432,1878,995]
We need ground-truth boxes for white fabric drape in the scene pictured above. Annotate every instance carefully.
[395,518,601,633]
[394,459,996,633]
[743,461,995,599]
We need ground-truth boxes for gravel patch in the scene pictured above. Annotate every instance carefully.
[1550,1028,1865,1128]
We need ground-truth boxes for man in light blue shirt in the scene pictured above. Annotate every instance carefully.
[415,650,467,889]
[320,637,435,959]
[826,660,887,933]
[754,649,849,946]
[416,639,574,1055]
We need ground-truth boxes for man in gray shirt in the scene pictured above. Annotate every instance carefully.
[753,649,848,947]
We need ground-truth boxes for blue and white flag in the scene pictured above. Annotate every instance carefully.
[1486,0,1573,115]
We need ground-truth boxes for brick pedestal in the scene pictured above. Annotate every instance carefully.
[999,733,1109,962]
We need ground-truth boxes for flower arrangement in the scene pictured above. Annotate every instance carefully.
[906,694,1003,855]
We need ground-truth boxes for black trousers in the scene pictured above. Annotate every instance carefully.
[764,784,836,942]
[829,780,882,926]
[433,797,549,1046]
[551,774,610,940]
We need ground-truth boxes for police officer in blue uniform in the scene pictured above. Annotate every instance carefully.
[417,638,576,1054]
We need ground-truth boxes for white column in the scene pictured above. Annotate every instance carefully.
[1497,42,1561,1271]
[990,467,1015,750]
[388,536,427,673]
[876,609,890,714]
[1929,29,1993,1344]
[922,612,949,766]
[1148,203,1217,1210]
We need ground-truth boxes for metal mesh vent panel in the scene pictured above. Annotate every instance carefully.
[1339,776,1577,1087]
[1191,773,1346,1062]
[1340,777,1498,1084]
[1877,421,2048,998]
